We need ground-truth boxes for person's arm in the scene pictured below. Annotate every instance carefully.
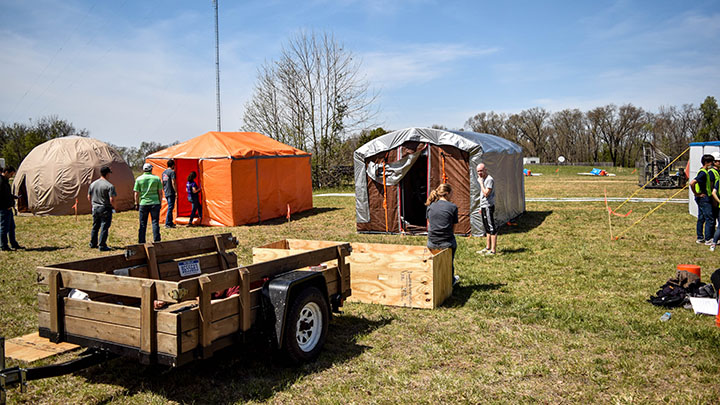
[172,173,177,194]
[713,188,720,205]
[157,182,162,203]
[134,191,139,209]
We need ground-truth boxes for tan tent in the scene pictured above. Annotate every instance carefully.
[13,136,135,215]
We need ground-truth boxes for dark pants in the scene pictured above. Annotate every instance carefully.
[0,208,18,248]
[139,204,161,243]
[90,206,112,248]
[189,195,202,225]
[165,195,176,225]
[696,196,714,241]
[481,205,497,235]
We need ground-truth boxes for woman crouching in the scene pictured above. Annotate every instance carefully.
[426,183,459,286]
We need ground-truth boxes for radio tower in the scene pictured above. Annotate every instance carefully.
[213,0,221,131]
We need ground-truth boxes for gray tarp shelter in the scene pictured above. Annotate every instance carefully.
[354,127,525,235]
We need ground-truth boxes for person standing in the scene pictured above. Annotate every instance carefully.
[690,154,715,244]
[134,163,162,243]
[88,166,116,251]
[476,163,498,255]
[426,183,459,285]
[161,159,177,228]
[186,171,202,226]
[0,166,23,251]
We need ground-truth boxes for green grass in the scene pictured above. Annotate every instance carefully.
[2,169,719,404]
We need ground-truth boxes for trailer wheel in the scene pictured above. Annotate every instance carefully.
[282,286,329,364]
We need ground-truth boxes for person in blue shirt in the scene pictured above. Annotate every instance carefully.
[186,171,202,226]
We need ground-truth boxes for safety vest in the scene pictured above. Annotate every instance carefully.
[696,167,716,195]
[711,167,720,192]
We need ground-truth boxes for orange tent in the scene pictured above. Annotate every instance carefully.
[146,131,313,227]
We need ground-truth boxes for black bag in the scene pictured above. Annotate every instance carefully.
[648,281,687,307]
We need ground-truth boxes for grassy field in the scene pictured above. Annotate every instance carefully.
[2,165,719,404]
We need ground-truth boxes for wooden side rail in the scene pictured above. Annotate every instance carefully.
[124,233,238,263]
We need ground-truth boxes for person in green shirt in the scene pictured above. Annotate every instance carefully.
[134,163,163,243]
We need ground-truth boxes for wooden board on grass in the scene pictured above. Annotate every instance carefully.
[5,332,79,362]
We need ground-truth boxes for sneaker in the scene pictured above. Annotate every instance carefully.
[98,246,111,252]
[11,244,24,250]
[89,243,98,249]
[453,275,460,286]
[485,251,496,256]
[711,244,716,252]
[165,223,176,228]
[705,240,714,246]
[476,248,489,254]
[1,246,13,252]
[697,239,706,244]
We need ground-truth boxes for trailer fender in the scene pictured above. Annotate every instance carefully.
[261,270,329,349]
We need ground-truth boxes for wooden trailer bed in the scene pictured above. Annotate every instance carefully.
[36,234,351,367]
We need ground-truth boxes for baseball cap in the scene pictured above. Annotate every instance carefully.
[142,163,153,172]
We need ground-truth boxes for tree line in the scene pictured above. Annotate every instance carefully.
[465,97,720,166]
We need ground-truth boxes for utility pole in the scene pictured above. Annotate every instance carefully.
[213,0,221,131]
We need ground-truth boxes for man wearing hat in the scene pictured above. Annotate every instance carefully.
[88,166,116,251]
[134,163,163,243]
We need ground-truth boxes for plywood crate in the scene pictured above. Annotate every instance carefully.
[253,239,452,309]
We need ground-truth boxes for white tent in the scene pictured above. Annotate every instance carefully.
[688,141,720,217]
[354,127,525,235]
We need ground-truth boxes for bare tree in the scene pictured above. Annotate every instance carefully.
[242,31,378,171]
[465,111,507,137]
[515,107,551,159]
[549,109,592,163]
[586,104,648,166]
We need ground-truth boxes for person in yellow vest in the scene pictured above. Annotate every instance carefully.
[709,153,720,251]
[689,154,716,244]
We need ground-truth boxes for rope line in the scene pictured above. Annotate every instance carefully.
[614,184,689,240]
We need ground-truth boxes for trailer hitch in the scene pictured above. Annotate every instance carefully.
[1,337,117,404]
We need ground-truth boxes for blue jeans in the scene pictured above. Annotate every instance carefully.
[165,195,176,225]
[90,206,112,248]
[0,208,18,248]
[138,204,161,243]
[696,196,714,241]
[189,195,202,225]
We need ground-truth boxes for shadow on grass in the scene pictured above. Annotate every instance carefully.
[502,210,552,234]
[22,245,71,252]
[499,247,528,254]
[442,282,505,308]
[247,207,342,227]
[84,314,390,403]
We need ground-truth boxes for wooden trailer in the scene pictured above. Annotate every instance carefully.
[253,239,453,309]
[34,234,352,368]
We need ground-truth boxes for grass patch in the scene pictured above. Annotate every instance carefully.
[2,169,719,403]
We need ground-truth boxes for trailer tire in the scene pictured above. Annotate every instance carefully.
[282,286,329,364]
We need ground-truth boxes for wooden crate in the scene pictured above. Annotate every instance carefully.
[253,239,452,309]
[36,234,351,367]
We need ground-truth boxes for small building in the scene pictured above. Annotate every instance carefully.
[523,157,540,165]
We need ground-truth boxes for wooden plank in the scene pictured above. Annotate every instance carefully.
[198,276,212,357]
[124,233,238,263]
[144,245,160,280]
[239,268,251,332]
[214,234,228,270]
[346,266,434,308]
[52,253,146,273]
[39,294,141,327]
[39,312,140,349]
[48,270,61,341]
[432,248,453,307]
[140,281,156,355]
[4,332,79,363]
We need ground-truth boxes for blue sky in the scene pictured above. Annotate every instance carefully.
[1,0,719,147]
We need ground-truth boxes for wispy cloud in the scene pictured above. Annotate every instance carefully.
[360,43,498,88]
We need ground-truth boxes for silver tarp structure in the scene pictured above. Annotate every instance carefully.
[13,136,135,215]
[354,127,525,235]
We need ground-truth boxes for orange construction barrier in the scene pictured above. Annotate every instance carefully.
[677,264,701,279]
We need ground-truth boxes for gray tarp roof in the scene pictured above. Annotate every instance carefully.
[354,127,525,235]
